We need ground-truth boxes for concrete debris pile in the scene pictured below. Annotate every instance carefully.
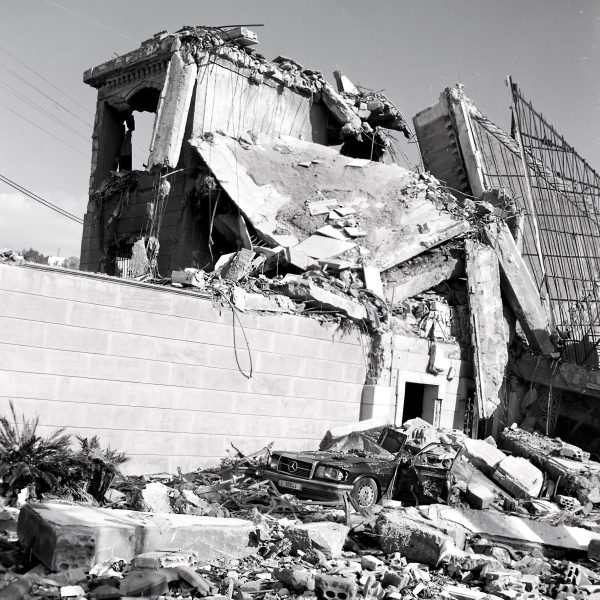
[2,422,600,599]
[0,248,24,263]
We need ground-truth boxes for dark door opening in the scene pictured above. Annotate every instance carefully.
[402,382,425,422]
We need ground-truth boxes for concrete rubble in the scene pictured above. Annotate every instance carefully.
[3,423,600,599]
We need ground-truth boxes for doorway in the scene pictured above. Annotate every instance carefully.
[401,382,440,425]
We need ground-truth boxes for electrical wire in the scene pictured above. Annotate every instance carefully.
[0,42,90,113]
[1,64,91,126]
[0,173,84,224]
[0,80,90,143]
[40,0,138,43]
[0,102,88,157]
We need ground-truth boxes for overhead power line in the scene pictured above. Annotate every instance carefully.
[0,42,90,113]
[40,0,138,43]
[0,80,90,143]
[0,101,88,157]
[1,64,91,126]
[0,173,84,225]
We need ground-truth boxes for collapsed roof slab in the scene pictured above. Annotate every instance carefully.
[192,134,471,269]
[190,135,292,246]
[465,240,509,420]
[484,221,555,355]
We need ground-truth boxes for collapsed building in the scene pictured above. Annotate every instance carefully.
[74,24,600,454]
[2,25,600,474]
[6,24,600,600]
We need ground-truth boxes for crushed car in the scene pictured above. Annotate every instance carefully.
[263,424,461,508]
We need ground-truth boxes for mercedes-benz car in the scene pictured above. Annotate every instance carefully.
[263,427,460,508]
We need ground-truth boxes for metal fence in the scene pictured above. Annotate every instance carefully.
[467,82,600,366]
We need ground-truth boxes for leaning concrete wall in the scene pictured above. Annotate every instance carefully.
[0,263,368,474]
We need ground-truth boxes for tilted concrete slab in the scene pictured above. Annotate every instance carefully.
[194,134,471,269]
[465,240,508,419]
[191,135,292,246]
[376,218,470,272]
[275,279,367,321]
[18,503,256,571]
[413,90,472,201]
[483,221,554,355]
[384,257,463,306]
[425,504,600,554]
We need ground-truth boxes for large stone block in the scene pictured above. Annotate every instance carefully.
[18,503,256,571]
[284,522,349,559]
[493,456,543,499]
[376,510,456,566]
[462,439,506,473]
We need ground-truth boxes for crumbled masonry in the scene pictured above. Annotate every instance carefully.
[3,422,600,600]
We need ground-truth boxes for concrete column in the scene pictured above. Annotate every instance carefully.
[465,239,509,422]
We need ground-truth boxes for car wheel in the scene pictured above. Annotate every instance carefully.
[352,477,378,508]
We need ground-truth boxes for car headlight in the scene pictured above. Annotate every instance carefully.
[268,454,280,470]
[315,465,347,481]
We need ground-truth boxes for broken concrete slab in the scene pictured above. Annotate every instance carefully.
[452,458,513,505]
[362,266,384,297]
[384,258,463,306]
[376,510,458,566]
[493,456,543,499]
[18,503,256,571]
[134,481,173,513]
[315,225,349,241]
[424,504,600,554]
[320,81,363,136]
[500,427,600,502]
[462,438,506,474]
[275,278,367,320]
[466,482,495,510]
[375,217,470,272]
[285,522,349,560]
[293,235,356,260]
[220,249,255,282]
[191,135,293,246]
[465,240,509,419]
[231,287,296,314]
[483,221,554,355]
[149,52,198,168]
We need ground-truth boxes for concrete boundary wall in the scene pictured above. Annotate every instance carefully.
[0,264,369,473]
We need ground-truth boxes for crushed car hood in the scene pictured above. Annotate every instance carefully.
[276,450,395,468]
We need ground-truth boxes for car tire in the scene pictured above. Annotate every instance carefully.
[352,477,378,508]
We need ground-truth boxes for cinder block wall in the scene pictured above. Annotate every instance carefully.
[0,264,368,474]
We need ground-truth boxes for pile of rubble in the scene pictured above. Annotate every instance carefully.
[3,420,600,599]
[0,248,23,264]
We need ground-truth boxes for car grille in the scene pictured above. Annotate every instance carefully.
[277,456,313,479]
